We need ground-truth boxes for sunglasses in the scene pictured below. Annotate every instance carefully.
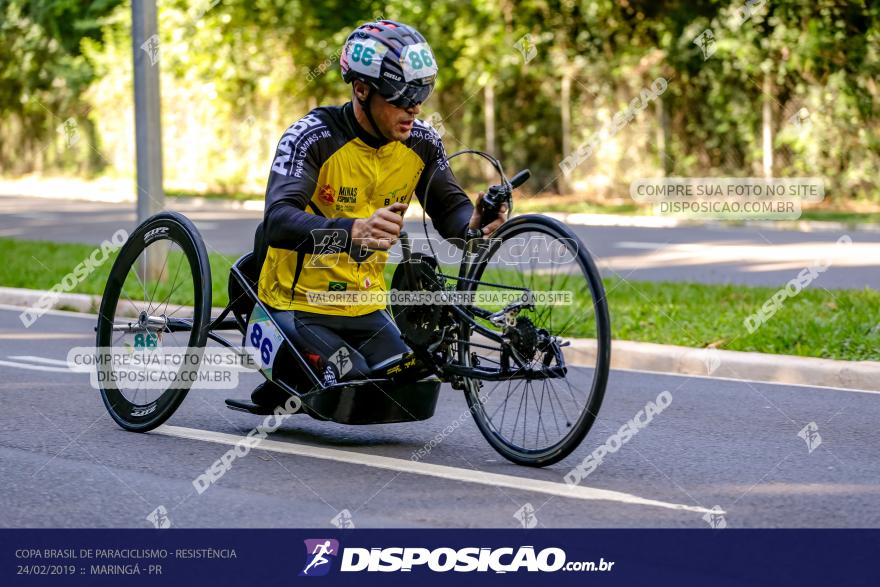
[376,78,435,109]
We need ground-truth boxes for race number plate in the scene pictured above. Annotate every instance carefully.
[346,38,388,78]
[245,306,284,380]
[400,43,437,81]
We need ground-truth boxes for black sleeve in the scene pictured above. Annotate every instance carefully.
[413,128,473,246]
[263,117,355,254]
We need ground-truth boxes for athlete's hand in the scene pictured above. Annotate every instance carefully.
[352,202,407,251]
[468,192,509,237]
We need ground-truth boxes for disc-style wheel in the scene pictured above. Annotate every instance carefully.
[95,212,211,431]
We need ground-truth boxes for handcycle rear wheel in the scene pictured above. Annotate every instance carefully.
[458,214,611,467]
[95,211,212,431]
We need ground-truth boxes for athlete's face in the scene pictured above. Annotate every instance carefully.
[354,81,421,141]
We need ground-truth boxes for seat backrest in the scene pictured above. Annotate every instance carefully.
[253,221,269,281]
[225,222,266,319]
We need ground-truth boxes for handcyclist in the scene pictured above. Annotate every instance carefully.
[251,20,507,409]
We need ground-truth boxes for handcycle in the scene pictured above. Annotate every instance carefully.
[95,152,611,467]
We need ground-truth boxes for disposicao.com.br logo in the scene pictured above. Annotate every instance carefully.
[300,540,614,575]
[300,539,339,576]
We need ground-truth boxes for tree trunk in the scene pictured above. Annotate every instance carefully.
[484,81,496,181]
[762,71,774,179]
[656,94,672,176]
[559,71,572,193]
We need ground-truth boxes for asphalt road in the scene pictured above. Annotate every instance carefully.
[1,306,878,528]
[1,195,878,289]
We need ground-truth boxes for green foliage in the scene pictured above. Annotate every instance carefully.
[0,0,122,173]
[1,0,878,201]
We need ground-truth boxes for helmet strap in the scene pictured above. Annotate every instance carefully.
[357,87,389,142]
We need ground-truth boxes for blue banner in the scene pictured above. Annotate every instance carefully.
[2,529,876,586]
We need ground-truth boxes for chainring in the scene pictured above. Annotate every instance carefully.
[389,253,445,348]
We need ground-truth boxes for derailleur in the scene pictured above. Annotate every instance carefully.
[487,299,534,328]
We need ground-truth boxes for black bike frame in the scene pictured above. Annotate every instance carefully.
[398,232,568,383]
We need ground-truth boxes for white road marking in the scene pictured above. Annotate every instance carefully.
[612,366,880,396]
[615,241,671,249]
[0,303,98,320]
[9,355,70,366]
[6,355,253,380]
[155,424,719,515]
[8,354,252,372]
[0,359,73,373]
[0,332,92,340]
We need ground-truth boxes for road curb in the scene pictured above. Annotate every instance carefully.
[3,285,877,392]
[567,339,880,392]
[0,286,100,317]
[0,286,228,320]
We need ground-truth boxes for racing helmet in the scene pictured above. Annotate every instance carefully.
[340,20,437,110]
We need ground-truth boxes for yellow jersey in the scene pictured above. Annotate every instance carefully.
[258,102,472,315]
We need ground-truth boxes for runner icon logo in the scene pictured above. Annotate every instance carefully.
[300,539,340,577]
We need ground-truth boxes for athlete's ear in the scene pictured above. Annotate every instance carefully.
[352,80,370,102]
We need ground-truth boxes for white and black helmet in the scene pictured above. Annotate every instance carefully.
[340,20,437,110]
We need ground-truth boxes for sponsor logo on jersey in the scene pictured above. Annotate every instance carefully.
[383,71,402,81]
[319,184,335,204]
[336,186,358,209]
[338,186,358,198]
[328,281,348,291]
[379,183,410,205]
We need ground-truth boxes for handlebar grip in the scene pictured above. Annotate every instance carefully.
[478,189,503,225]
[477,169,530,230]
[509,169,531,189]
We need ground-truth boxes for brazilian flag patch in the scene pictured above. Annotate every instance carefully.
[328,281,348,291]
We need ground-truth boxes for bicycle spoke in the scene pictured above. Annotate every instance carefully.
[541,377,561,437]
[492,375,526,428]
[528,379,549,448]
[545,378,572,429]
[146,241,172,314]
[156,243,186,316]
[509,378,528,445]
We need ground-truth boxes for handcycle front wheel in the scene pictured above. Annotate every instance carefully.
[458,214,611,467]
[95,211,212,432]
